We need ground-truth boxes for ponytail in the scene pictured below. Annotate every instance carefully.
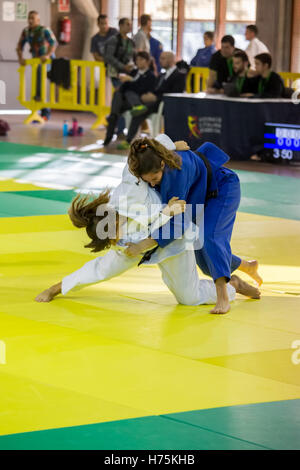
[68,190,118,253]
[128,137,182,178]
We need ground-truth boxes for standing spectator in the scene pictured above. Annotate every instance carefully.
[16,10,56,121]
[150,35,163,73]
[133,14,152,53]
[253,53,284,98]
[190,31,216,67]
[245,25,269,70]
[207,35,235,93]
[103,18,135,89]
[118,51,187,147]
[90,14,118,62]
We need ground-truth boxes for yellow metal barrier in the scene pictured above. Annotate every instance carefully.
[186,67,210,93]
[279,72,300,88]
[18,58,108,129]
[18,62,299,127]
[186,69,300,93]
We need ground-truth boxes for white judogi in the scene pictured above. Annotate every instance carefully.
[61,135,236,305]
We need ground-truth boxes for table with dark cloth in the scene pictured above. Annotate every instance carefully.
[163,93,300,160]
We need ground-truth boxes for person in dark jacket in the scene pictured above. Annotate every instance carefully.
[252,53,284,98]
[223,50,257,97]
[103,17,135,89]
[104,51,156,146]
[207,35,236,93]
[116,51,187,148]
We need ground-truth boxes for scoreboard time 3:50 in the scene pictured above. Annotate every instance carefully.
[264,123,300,161]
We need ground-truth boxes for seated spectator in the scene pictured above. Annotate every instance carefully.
[248,53,284,98]
[103,17,135,89]
[190,31,216,67]
[90,14,118,62]
[245,25,269,71]
[103,51,156,147]
[207,35,236,93]
[117,51,187,149]
[223,50,257,97]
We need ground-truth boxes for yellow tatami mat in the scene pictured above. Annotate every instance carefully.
[0,211,299,436]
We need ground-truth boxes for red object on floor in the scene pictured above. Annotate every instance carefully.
[0,119,10,136]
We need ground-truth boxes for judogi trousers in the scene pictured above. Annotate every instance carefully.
[195,170,242,282]
[62,249,236,306]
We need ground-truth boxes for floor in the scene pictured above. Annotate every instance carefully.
[0,117,299,450]
[2,111,300,178]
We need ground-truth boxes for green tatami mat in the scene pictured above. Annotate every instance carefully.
[167,399,300,450]
[0,413,268,451]
[1,399,299,450]
[1,141,300,220]
[0,192,70,217]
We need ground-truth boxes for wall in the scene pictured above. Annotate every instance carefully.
[0,0,51,109]
[256,0,293,72]
[291,0,300,72]
[50,1,86,60]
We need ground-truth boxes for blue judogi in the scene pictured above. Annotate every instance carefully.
[151,142,242,281]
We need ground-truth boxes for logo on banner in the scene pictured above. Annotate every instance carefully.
[188,116,222,137]
[188,115,202,138]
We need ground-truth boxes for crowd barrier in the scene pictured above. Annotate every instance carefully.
[18,60,300,129]
[279,72,300,89]
[186,67,210,93]
[18,58,108,129]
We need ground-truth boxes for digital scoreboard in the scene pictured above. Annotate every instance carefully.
[264,122,300,162]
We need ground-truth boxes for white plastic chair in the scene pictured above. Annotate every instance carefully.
[122,101,164,138]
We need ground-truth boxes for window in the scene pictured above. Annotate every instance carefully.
[183,0,215,63]
[225,0,257,49]
[118,0,139,33]
[145,0,178,52]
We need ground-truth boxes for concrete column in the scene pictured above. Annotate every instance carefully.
[107,0,120,29]
[291,0,300,72]
[256,0,293,72]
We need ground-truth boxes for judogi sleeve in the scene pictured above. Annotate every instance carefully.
[151,150,206,248]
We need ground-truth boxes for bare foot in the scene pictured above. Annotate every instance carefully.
[230,275,261,299]
[210,277,231,314]
[239,260,263,286]
[210,301,231,315]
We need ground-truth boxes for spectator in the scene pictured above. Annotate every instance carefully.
[223,50,257,97]
[117,51,187,148]
[190,31,216,67]
[103,17,135,89]
[90,14,118,62]
[103,51,156,147]
[133,14,152,53]
[16,10,56,120]
[150,35,163,73]
[252,53,284,98]
[245,25,269,70]
[207,35,235,93]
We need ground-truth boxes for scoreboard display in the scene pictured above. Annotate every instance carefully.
[264,122,300,162]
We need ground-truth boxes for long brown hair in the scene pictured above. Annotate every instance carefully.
[68,189,118,253]
[128,137,182,178]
